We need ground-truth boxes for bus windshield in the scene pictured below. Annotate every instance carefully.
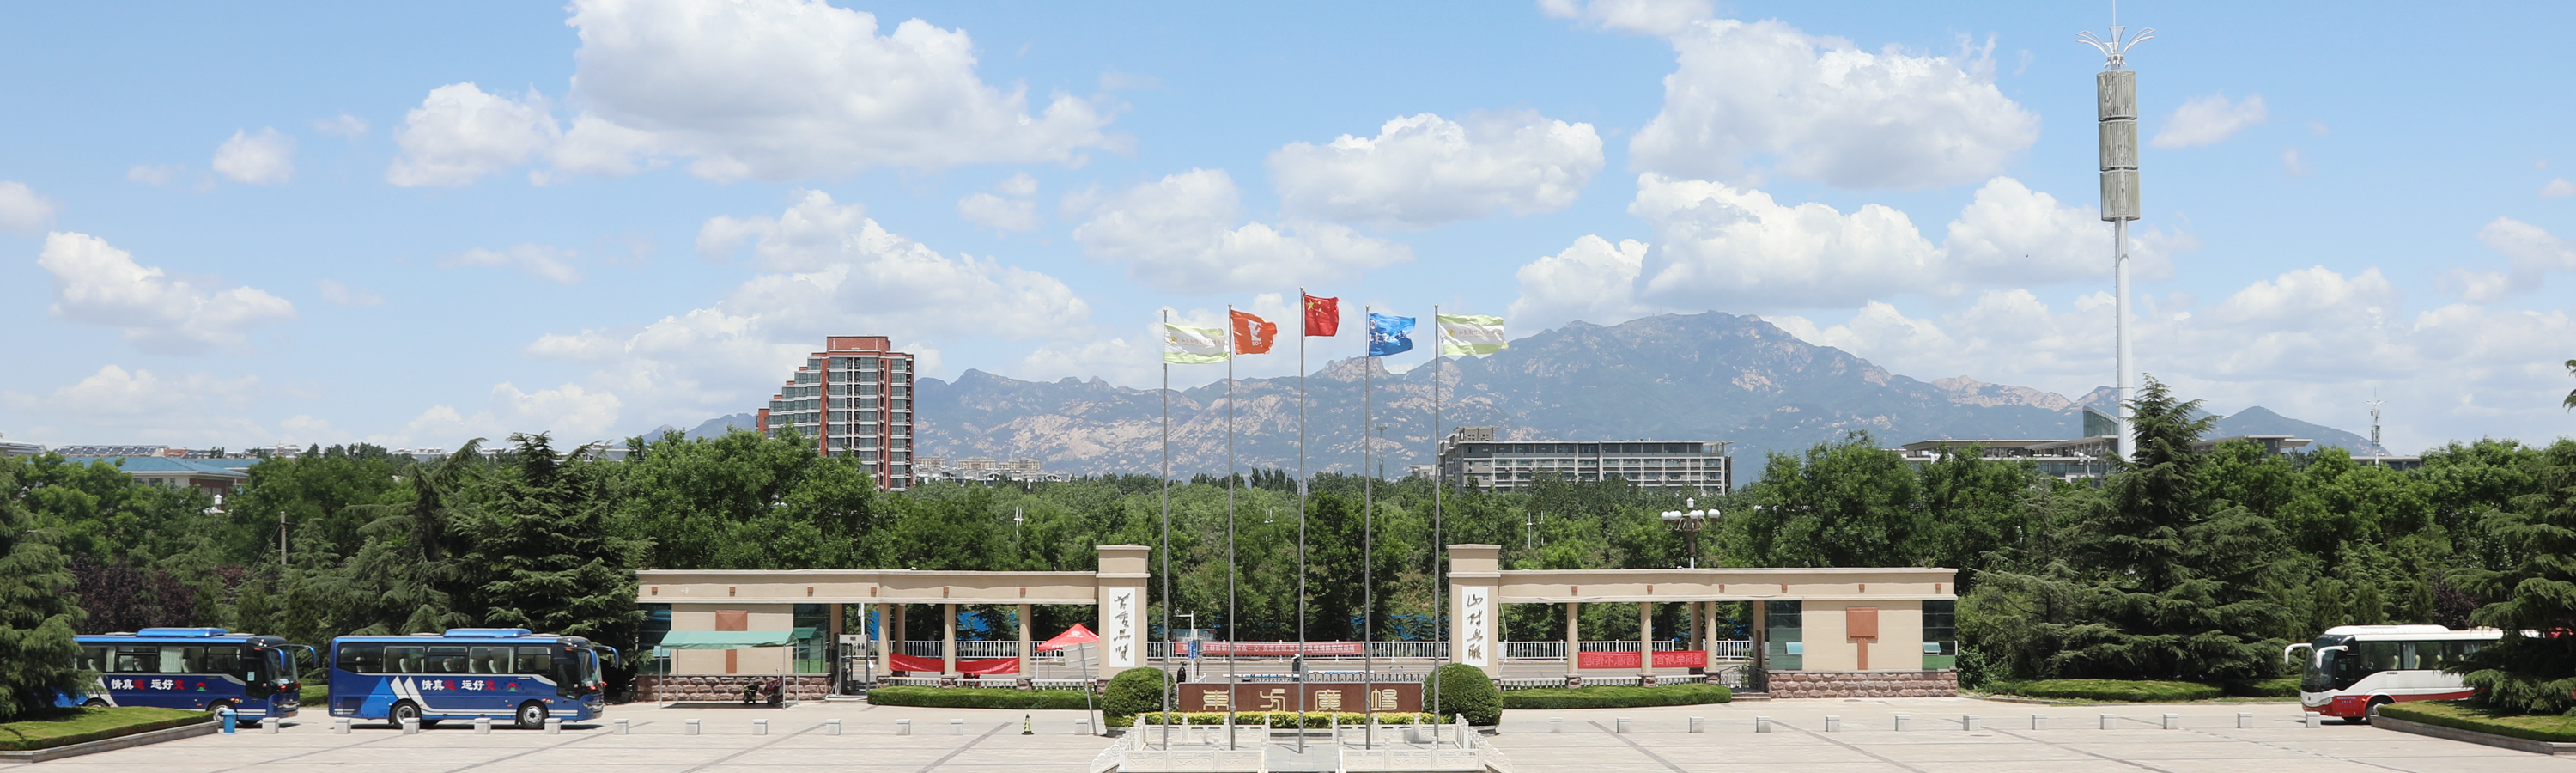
[2301,647,2339,693]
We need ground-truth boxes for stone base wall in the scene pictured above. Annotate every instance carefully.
[1767,670,1956,698]
[636,674,832,703]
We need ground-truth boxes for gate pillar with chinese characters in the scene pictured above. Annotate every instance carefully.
[1448,545,1504,677]
[1093,545,1151,679]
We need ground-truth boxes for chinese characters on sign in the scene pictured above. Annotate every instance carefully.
[1105,587,1137,667]
[1178,683,1421,712]
[1461,588,1491,667]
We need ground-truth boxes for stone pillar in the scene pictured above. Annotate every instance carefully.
[829,604,845,688]
[1564,602,1582,676]
[942,603,958,676]
[1638,602,1655,679]
[1704,601,1720,672]
[875,603,894,677]
[1751,600,1767,681]
[1017,603,1034,678]
[1445,545,1502,677]
[1095,545,1152,679]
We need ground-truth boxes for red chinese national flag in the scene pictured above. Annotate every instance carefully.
[1303,294,1339,336]
[1231,310,1276,354]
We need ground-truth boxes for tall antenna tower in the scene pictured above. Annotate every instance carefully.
[2366,393,2387,453]
[2079,9,2151,460]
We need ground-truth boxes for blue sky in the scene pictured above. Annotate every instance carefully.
[3,0,2572,455]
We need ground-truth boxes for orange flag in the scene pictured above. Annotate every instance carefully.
[1231,310,1277,354]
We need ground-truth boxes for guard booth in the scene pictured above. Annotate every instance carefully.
[1445,545,1959,697]
[631,545,1149,702]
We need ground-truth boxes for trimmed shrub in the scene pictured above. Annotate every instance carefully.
[2377,701,2576,743]
[1996,679,2221,703]
[2222,677,2300,698]
[864,686,1094,710]
[1101,667,1170,727]
[1422,664,1502,726]
[1136,711,1435,727]
[1500,683,1731,710]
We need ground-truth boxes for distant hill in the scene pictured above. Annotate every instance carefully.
[686,413,759,441]
[2214,405,2382,455]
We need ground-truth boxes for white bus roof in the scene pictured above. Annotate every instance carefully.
[2322,624,2506,640]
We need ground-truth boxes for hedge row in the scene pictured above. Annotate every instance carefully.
[0,708,211,752]
[2377,701,2576,743]
[1136,712,1437,727]
[864,686,1096,710]
[1989,679,2221,703]
[2223,678,2301,698]
[1499,683,1731,710]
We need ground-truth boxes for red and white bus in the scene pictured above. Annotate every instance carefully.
[2285,624,2500,722]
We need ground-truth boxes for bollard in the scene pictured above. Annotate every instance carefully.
[1549,717,1563,734]
[1963,715,1979,731]
[753,718,769,736]
[1824,715,1840,732]
[545,718,561,735]
[2100,714,2117,730]
[333,718,351,735]
[2032,714,2046,730]
[1615,717,1631,734]
[475,716,492,735]
[261,717,279,734]
[1754,716,1771,733]
[1689,716,1704,734]
[1893,714,1911,732]
[2303,712,2321,728]
[615,719,630,735]
[401,718,419,735]
[825,718,841,736]
[950,718,964,736]
[2237,712,2252,729]
[684,718,701,736]
[219,707,237,734]
[2162,713,2180,730]
[896,719,912,736]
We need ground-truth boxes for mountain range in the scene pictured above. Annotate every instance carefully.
[867,312,2382,478]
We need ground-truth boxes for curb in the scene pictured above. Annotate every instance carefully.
[0,720,220,764]
[2374,714,2576,756]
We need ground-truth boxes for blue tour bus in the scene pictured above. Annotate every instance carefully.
[327,628,613,729]
[59,628,310,718]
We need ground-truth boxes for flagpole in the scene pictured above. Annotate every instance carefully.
[1431,303,1443,726]
[1159,309,1173,746]
[1224,304,1238,742]
[1297,289,1309,752]
[1361,304,1375,745]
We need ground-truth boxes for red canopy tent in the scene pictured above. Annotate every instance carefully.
[1037,624,1099,651]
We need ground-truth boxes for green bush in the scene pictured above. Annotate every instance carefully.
[1499,683,1731,710]
[2222,677,2301,698]
[1996,679,2221,703]
[864,686,1095,710]
[1136,711,1434,727]
[0,708,210,752]
[2377,701,2576,743]
[1101,667,1170,727]
[1422,664,1502,726]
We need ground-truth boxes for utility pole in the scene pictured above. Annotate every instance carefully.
[2080,9,2151,462]
[277,511,288,567]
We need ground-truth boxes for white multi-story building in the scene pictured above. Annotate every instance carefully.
[1436,426,1733,494]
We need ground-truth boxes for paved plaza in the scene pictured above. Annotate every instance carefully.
[7,697,2568,773]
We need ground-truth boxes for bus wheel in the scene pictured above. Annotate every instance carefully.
[515,702,548,731]
[389,700,422,729]
[82,699,108,708]
[2357,697,2393,724]
[206,700,235,715]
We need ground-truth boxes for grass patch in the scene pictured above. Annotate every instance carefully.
[0,707,210,752]
[301,685,329,706]
[1500,683,1732,710]
[864,686,1096,711]
[2377,701,2576,744]
[1988,679,2221,703]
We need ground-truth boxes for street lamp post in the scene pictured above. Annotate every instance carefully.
[1659,498,1717,569]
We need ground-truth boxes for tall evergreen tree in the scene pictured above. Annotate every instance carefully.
[0,460,86,721]
[2451,438,2576,715]
[462,434,643,641]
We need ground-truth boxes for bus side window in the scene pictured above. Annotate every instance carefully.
[337,643,383,674]
[385,646,426,674]
[204,646,245,679]
[2398,642,2418,671]
[2358,641,2402,673]
[80,646,107,672]
[428,646,469,674]
[516,647,553,677]
[115,646,159,673]
[470,646,511,674]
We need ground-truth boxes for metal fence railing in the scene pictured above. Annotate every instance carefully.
[895,641,1066,660]
[878,638,1752,662]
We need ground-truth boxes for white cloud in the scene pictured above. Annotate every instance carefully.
[0,181,58,234]
[386,82,560,187]
[126,165,184,187]
[2150,94,2267,149]
[211,127,297,185]
[403,382,625,445]
[36,232,296,353]
[1508,235,1649,330]
[0,365,268,445]
[2446,216,2576,301]
[957,173,1042,232]
[440,243,583,284]
[1072,168,1411,294]
[314,278,386,307]
[2282,146,2312,177]
[1269,112,1603,229]
[1628,19,2036,189]
[2541,178,2575,198]
[530,190,1093,426]
[1512,175,2190,319]
[1537,0,1714,36]
[1768,267,2575,453]
[313,113,369,138]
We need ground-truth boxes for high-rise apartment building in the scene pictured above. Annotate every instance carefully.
[757,336,915,490]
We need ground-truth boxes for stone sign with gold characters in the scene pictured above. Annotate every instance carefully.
[1177,682,1422,713]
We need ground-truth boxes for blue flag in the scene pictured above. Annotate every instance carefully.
[1367,313,1415,356]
